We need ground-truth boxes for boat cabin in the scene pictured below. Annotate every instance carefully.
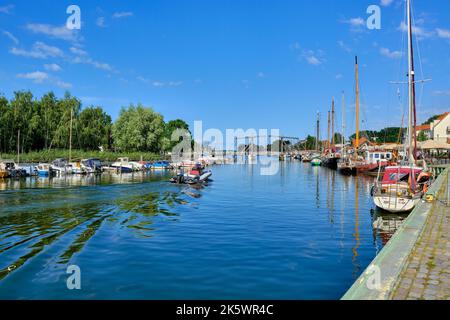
[366,151,393,164]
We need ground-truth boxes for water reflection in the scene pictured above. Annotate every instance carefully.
[371,209,408,246]
[0,171,172,191]
[0,173,191,282]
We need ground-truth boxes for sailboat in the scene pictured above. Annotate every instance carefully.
[371,0,432,213]
[338,57,363,176]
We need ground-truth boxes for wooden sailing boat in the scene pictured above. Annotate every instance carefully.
[371,0,432,213]
[338,56,362,175]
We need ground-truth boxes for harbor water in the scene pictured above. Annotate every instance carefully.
[0,160,406,299]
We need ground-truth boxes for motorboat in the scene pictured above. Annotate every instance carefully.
[36,163,54,177]
[81,158,103,174]
[0,160,27,178]
[150,161,172,170]
[111,157,135,173]
[51,158,74,175]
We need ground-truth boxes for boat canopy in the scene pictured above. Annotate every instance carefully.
[381,166,423,186]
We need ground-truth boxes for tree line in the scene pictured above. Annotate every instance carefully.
[0,91,190,155]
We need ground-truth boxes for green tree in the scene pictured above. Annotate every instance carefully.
[112,104,165,152]
[77,107,112,150]
[417,130,427,142]
[161,119,190,152]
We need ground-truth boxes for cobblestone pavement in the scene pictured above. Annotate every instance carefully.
[392,197,450,300]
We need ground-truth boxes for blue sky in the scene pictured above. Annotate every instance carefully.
[1,0,449,139]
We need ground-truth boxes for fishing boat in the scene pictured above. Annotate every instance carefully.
[111,157,134,173]
[51,158,74,175]
[371,0,432,213]
[36,163,54,177]
[81,158,103,174]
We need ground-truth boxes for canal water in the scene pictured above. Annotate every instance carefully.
[0,160,406,299]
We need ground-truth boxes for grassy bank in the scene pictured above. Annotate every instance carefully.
[0,149,167,163]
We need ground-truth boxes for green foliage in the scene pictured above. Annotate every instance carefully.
[423,115,440,125]
[0,92,190,158]
[77,107,112,150]
[161,119,191,152]
[349,127,406,144]
[112,104,165,153]
[417,130,427,142]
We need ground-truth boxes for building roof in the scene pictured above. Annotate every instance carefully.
[437,112,449,121]
[416,124,431,131]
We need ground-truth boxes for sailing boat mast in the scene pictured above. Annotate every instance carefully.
[316,112,320,152]
[69,106,73,163]
[327,111,331,149]
[331,98,335,147]
[342,91,345,153]
[355,56,360,149]
[407,0,417,164]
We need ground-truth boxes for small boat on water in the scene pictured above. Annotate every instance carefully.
[0,160,27,178]
[150,161,172,170]
[36,163,54,177]
[371,166,431,213]
[111,157,135,173]
[81,158,103,174]
[51,158,73,175]
[311,158,322,166]
[170,163,212,185]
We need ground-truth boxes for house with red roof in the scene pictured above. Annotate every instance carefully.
[430,112,450,144]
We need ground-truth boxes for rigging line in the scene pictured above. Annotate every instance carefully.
[411,1,427,124]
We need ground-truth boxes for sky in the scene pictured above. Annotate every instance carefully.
[0,0,449,140]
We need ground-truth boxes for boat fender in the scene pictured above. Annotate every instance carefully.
[370,185,376,197]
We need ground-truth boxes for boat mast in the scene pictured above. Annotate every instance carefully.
[316,112,320,152]
[342,91,345,155]
[355,56,360,150]
[327,111,331,149]
[407,0,417,164]
[69,106,73,163]
[331,98,335,147]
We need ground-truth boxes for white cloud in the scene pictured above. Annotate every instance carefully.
[25,23,80,42]
[2,30,19,44]
[338,40,352,53]
[137,76,149,83]
[380,47,403,59]
[10,42,64,59]
[347,17,365,27]
[73,56,114,71]
[335,74,343,79]
[433,90,450,96]
[96,17,106,28]
[306,56,321,65]
[0,4,14,14]
[380,0,394,6]
[152,81,182,87]
[436,28,450,39]
[16,71,49,83]
[257,72,266,78]
[70,46,88,56]
[398,22,433,39]
[56,80,72,89]
[44,63,62,72]
[112,12,133,19]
